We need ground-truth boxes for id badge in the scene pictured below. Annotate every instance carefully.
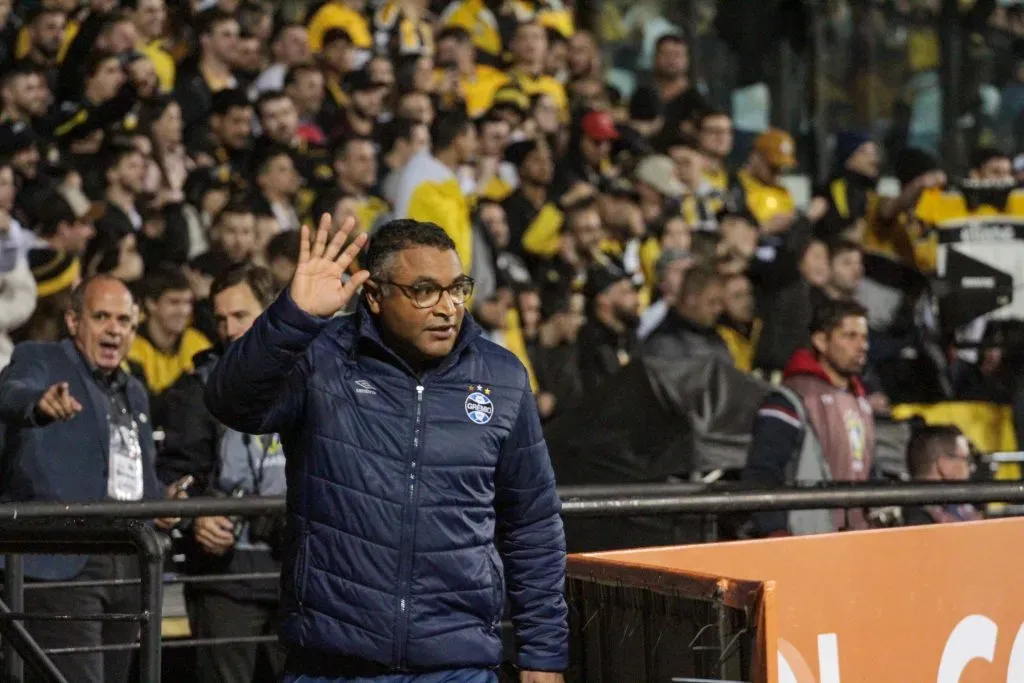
[108,419,144,501]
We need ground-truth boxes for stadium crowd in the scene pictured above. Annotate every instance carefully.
[2,0,1024,681]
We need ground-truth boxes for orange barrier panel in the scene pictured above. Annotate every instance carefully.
[575,518,1024,683]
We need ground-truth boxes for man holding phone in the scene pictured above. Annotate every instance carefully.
[0,274,186,683]
[157,264,287,683]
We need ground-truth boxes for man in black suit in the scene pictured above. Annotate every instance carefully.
[0,274,183,683]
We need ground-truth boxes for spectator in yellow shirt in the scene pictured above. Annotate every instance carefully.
[128,266,212,398]
[435,26,509,118]
[736,128,798,232]
[125,0,175,93]
[717,273,761,372]
[529,0,575,41]
[488,85,530,129]
[439,0,507,63]
[697,109,734,201]
[307,0,373,60]
[506,20,568,117]
[476,113,516,200]
[441,0,501,63]
[373,0,435,61]
[329,136,391,233]
[440,0,574,65]
[395,111,479,270]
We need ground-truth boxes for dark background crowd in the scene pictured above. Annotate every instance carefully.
[3,0,1024,433]
[2,0,1024,681]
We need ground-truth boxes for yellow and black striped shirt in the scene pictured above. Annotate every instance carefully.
[373,0,435,58]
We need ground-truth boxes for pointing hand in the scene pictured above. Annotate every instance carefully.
[36,383,83,422]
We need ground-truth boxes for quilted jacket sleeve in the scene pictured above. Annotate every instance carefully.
[205,290,325,436]
[494,376,568,672]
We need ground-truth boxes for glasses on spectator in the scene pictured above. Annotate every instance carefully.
[375,277,475,309]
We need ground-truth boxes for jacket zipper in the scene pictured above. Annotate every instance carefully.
[394,383,424,668]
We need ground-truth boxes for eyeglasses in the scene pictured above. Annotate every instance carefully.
[375,278,475,309]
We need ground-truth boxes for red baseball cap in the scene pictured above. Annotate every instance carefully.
[581,110,619,142]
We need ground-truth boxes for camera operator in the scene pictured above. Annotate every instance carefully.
[156,263,285,683]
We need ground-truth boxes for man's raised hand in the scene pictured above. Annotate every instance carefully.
[289,214,370,318]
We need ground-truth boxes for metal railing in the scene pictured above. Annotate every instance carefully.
[0,519,167,683]
[3,480,1024,682]
[1,480,1023,521]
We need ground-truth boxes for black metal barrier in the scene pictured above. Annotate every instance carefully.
[0,519,167,683]
[566,561,758,682]
[2,480,1023,521]
[2,480,1024,683]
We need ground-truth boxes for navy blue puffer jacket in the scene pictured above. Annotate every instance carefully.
[204,292,568,672]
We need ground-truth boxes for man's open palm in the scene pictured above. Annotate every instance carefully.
[289,214,370,318]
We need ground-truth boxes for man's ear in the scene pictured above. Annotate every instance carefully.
[64,310,78,337]
[364,282,382,315]
[810,330,827,355]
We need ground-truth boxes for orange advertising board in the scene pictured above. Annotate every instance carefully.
[575,518,1024,683]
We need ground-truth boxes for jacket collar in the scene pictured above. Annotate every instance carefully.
[661,307,719,338]
[353,301,482,380]
[783,347,866,396]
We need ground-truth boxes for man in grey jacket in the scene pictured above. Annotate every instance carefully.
[157,264,285,683]
[642,263,731,364]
